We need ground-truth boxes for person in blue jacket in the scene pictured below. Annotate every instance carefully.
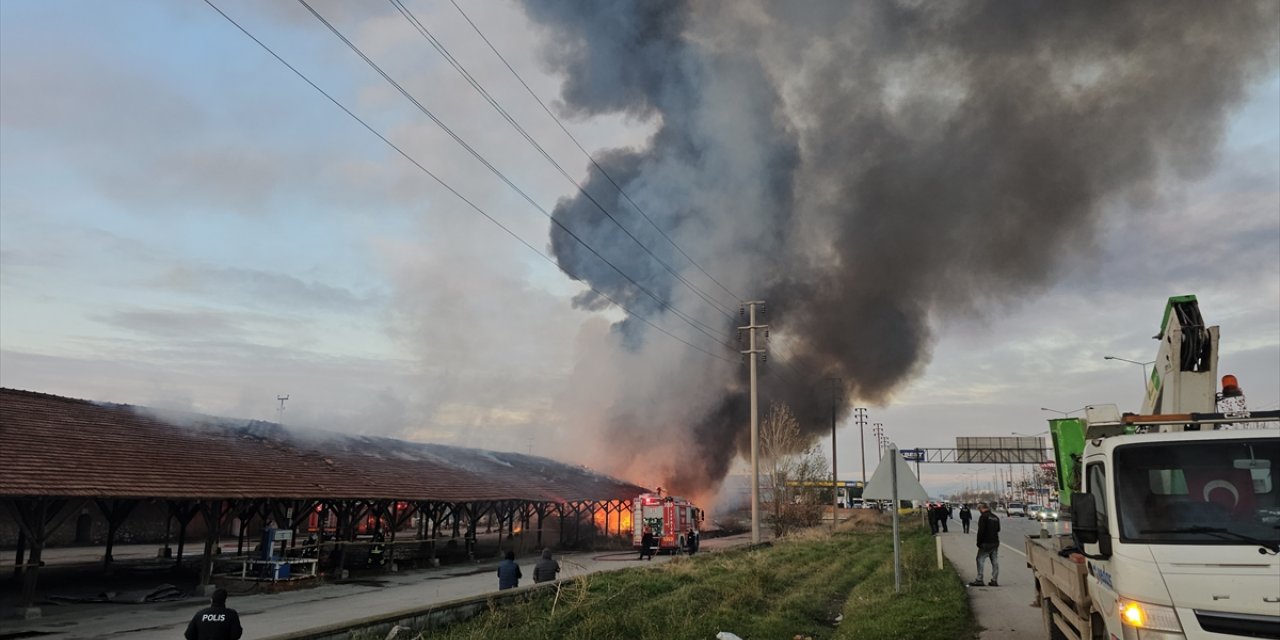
[497,550,522,590]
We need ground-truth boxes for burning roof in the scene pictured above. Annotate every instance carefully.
[0,388,646,503]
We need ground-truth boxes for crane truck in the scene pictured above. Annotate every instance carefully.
[1026,295,1280,640]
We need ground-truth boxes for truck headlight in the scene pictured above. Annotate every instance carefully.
[1118,598,1182,633]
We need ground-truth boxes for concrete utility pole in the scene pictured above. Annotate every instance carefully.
[828,379,843,530]
[740,301,768,545]
[854,407,869,483]
[276,395,289,423]
[890,443,902,593]
[872,422,885,458]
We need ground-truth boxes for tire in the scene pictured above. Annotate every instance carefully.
[1042,598,1070,640]
[1090,613,1107,640]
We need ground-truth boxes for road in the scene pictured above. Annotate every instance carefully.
[1,533,756,640]
[939,511,1069,640]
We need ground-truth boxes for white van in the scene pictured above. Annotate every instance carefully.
[1006,502,1026,517]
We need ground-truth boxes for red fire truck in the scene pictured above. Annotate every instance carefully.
[633,492,702,553]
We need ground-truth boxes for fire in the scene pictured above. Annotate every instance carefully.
[591,503,635,535]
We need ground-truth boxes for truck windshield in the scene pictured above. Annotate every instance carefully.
[1114,438,1280,546]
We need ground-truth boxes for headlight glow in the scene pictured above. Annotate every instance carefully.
[1117,598,1182,633]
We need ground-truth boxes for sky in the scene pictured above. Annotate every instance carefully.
[2,0,1278,500]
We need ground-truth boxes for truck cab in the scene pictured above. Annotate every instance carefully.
[1028,296,1280,639]
[1074,428,1280,639]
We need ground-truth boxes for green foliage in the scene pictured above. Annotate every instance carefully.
[834,529,978,640]
[416,523,974,640]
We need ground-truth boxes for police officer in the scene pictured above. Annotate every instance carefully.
[184,588,243,640]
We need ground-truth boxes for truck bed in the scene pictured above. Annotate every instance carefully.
[1026,533,1091,640]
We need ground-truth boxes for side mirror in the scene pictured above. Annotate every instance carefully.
[1071,493,1099,543]
[1071,492,1112,557]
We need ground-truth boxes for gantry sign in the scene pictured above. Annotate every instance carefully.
[902,436,1053,464]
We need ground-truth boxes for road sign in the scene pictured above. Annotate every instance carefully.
[864,447,928,501]
[900,448,925,462]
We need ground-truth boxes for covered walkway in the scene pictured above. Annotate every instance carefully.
[0,388,645,617]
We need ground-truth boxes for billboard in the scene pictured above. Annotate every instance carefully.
[954,436,1047,463]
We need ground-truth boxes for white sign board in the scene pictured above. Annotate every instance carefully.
[862,447,929,502]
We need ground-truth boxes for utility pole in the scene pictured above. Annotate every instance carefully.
[872,422,885,458]
[740,301,768,545]
[854,407,869,483]
[276,395,289,423]
[827,378,843,531]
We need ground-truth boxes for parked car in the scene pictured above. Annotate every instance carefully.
[1034,506,1059,521]
[1006,502,1026,517]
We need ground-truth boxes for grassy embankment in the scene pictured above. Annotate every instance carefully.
[412,515,976,640]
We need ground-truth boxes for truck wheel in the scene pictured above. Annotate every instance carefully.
[1041,596,1068,640]
[1089,613,1106,640]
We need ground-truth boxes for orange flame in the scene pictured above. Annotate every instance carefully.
[592,504,635,535]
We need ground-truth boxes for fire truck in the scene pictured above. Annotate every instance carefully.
[633,492,702,553]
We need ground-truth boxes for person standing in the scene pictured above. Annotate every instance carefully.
[639,527,656,560]
[533,548,560,583]
[927,504,939,534]
[497,550,521,590]
[959,504,973,533]
[969,503,1001,587]
[184,588,242,640]
[939,504,949,533]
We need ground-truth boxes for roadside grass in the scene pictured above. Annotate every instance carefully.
[835,528,977,640]
[415,516,973,640]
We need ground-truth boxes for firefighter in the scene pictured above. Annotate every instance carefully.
[302,533,319,559]
[366,529,387,569]
[639,527,656,560]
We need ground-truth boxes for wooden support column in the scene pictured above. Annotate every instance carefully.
[94,498,139,575]
[198,500,232,588]
[556,503,567,545]
[3,497,84,613]
[12,528,26,581]
[465,502,484,559]
[535,503,548,547]
[232,499,265,556]
[520,502,532,545]
[496,501,506,550]
[167,500,201,568]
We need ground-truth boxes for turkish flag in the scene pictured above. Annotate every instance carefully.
[1186,469,1256,514]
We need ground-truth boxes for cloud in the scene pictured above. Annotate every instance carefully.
[93,308,249,340]
[153,265,386,312]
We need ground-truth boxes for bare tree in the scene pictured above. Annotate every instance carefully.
[761,403,830,537]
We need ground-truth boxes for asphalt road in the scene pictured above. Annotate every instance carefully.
[939,511,1070,640]
[1,533,756,640]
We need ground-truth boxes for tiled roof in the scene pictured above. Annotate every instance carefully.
[0,388,646,503]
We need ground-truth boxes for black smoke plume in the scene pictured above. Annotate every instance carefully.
[525,0,1279,494]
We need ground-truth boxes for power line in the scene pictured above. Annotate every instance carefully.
[293,0,734,348]
[200,0,738,366]
[388,0,738,322]
[447,0,745,308]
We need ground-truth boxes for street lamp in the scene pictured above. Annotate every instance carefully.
[1039,407,1085,417]
[1104,356,1155,391]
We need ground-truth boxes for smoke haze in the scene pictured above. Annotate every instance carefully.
[525,0,1280,494]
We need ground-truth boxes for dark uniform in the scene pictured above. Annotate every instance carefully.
[184,589,242,640]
